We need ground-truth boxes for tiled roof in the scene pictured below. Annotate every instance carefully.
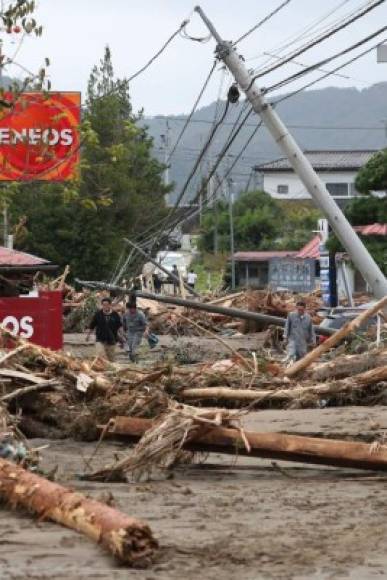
[0,246,51,267]
[232,251,297,262]
[296,235,320,259]
[354,223,387,236]
[256,150,377,172]
[296,223,387,259]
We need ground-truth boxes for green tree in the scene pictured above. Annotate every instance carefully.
[9,47,169,280]
[326,196,387,274]
[199,191,280,253]
[199,191,320,253]
[355,149,387,194]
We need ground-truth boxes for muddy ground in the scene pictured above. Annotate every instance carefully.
[1,335,387,579]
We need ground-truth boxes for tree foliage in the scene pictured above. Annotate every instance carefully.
[9,47,169,280]
[326,196,387,275]
[199,191,320,253]
[355,149,387,194]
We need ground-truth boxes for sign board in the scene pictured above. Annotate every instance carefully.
[377,43,387,63]
[0,92,80,181]
[0,290,63,350]
[269,258,315,292]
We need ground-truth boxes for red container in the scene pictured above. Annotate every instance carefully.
[0,290,63,350]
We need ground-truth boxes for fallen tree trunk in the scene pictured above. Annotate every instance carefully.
[308,349,387,381]
[104,416,387,472]
[76,279,335,337]
[285,295,387,378]
[0,458,158,565]
[180,364,387,407]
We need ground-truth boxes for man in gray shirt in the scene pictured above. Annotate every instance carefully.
[284,300,316,362]
[123,297,149,363]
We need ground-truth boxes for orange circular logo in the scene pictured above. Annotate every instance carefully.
[0,92,80,181]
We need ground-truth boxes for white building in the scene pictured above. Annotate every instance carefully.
[256,150,377,201]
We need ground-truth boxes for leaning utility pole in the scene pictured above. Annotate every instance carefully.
[195,6,387,300]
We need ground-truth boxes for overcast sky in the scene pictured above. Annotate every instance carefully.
[4,0,387,116]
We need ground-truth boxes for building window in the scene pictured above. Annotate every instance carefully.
[277,184,289,194]
[326,183,349,197]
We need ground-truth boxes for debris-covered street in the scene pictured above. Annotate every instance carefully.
[4,406,387,580]
[0,1,386,578]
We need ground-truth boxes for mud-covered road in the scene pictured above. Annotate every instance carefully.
[2,406,387,580]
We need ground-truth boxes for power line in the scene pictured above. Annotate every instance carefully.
[266,25,387,94]
[250,0,385,84]
[233,0,292,45]
[167,60,217,162]
[152,116,385,131]
[128,20,188,83]
[274,35,387,104]
[247,0,352,66]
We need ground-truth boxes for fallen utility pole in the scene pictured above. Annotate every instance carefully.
[285,294,387,377]
[76,279,335,337]
[103,416,387,472]
[0,457,158,565]
[124,238,200,298]
[194,6,387,300]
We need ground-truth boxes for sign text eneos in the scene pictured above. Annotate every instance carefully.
[0,92,80,181]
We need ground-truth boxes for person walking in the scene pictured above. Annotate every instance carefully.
[86,297,123,362]
[153,272,162,294]
[123,296,149,362]
[171,264,179,295]
[283,300,316,362]
[187,269,198,292]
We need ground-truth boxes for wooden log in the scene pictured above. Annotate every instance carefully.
[104,416,387,472]
[76,280,335,336]
[180,365,387,405]
[1,379,60,402]
[308,349,387,381]
[0,457,158,565]
[285,295,387,378]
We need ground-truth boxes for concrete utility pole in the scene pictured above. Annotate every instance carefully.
[195,6,387,300]
[160,120,170,206]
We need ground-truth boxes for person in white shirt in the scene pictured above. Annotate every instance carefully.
[187,269,198,291]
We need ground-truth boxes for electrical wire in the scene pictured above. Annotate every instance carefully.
[265,25,387,94]
[249,0,385,84]
[128,20,189,83]
[248,0,352,66]
[167,60,217,163]
[274,35,387,104]
[233,0,292,46]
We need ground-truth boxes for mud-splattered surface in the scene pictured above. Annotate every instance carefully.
[2,406,387,579]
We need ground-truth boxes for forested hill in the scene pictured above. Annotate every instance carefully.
[144,82,387,204]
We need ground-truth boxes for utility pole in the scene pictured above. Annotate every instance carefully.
[228,176,236,290]
[195,6,387,300]
[160,120,170,206]
[211,169,219,254]
[3,202,7,247]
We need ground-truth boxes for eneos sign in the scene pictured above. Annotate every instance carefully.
[0,92,80,181]
[0,290,63,350]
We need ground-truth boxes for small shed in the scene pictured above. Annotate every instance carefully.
[232,251,297,288]
[0,246,57,295]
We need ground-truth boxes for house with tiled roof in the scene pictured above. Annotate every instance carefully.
[230,223,387,296]
[255,150,377,202]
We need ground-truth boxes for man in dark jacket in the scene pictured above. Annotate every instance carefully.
[86,297,122,362]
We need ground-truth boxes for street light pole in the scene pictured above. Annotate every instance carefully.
[160,120,170,206]
[194,5,387,300]
[228,177,236,290]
